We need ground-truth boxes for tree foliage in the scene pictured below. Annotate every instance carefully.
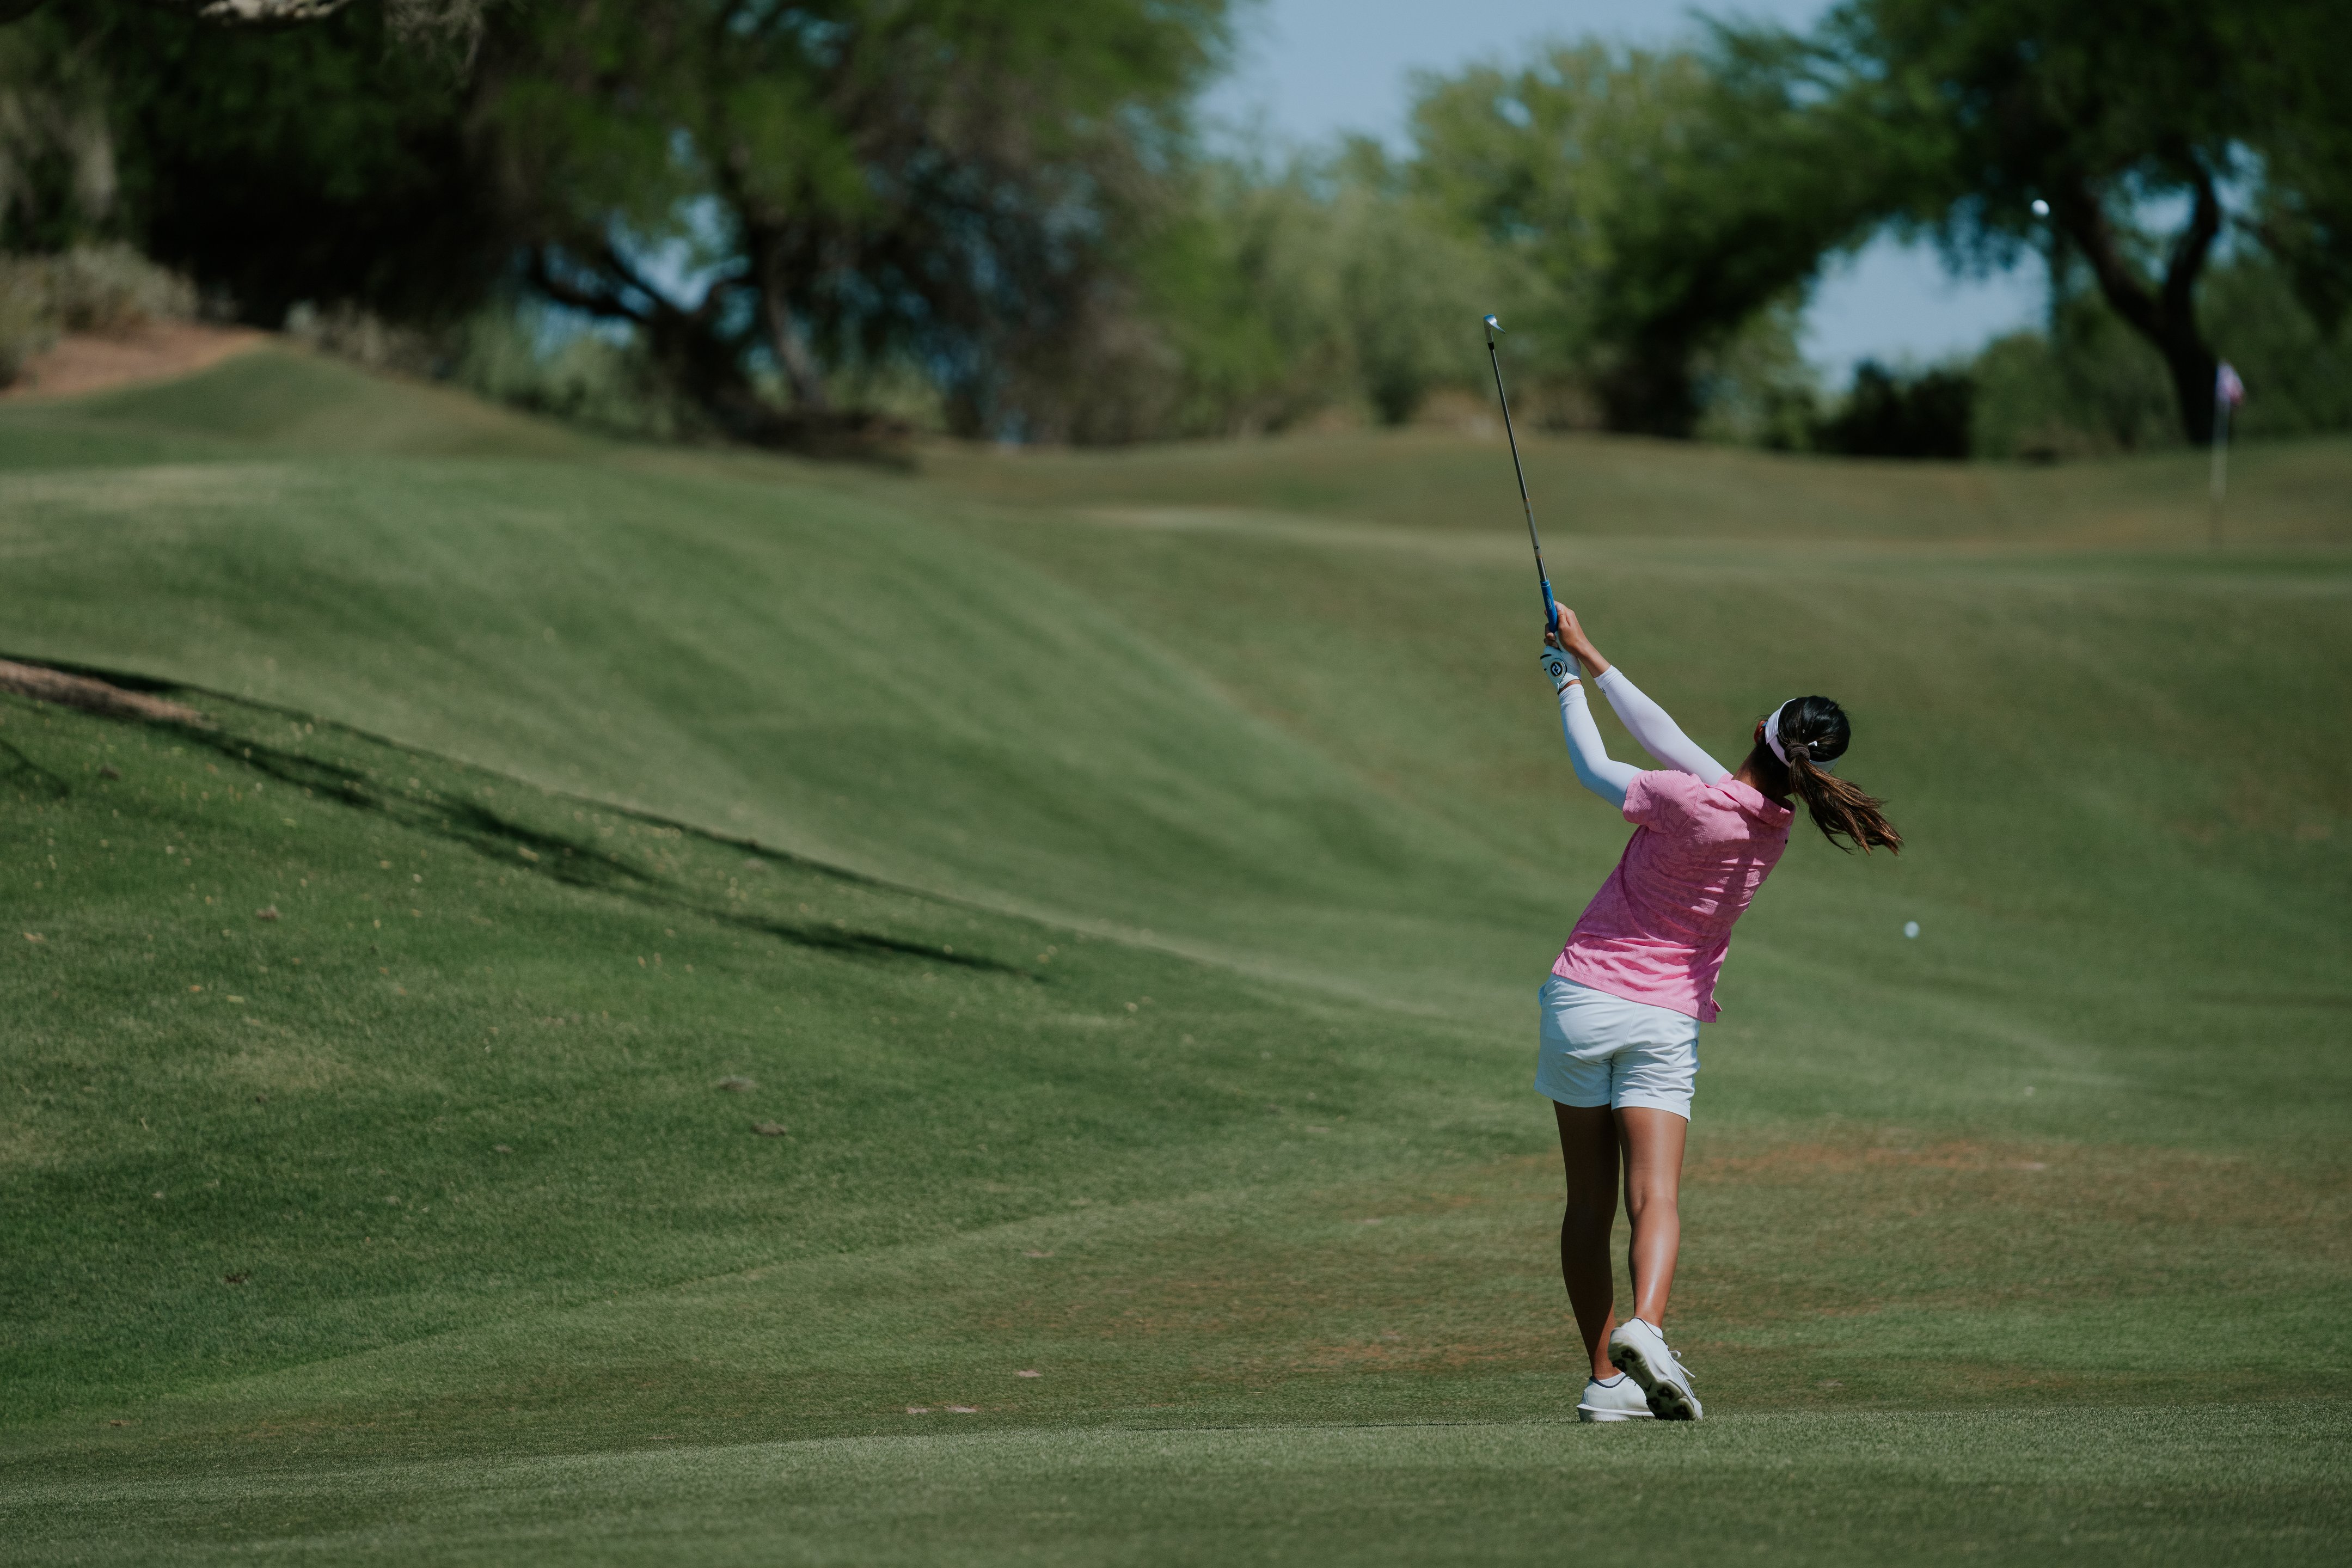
[1,0,1233,446]
[1812,363,1971,459]
[1122,141,1525,439]
[0,1,497,321]
[0,0,491,45]
[7,0,2350,457]
[1759,0,2352,444]
[479,0,1229,442]
[1408,40,1881,436]
[1971,252,2352,461]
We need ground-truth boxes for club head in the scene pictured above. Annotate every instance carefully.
[1483,314,1503,334]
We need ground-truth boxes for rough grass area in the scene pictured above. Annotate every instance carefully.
[2,351,2348,1563]
[16,1407,2350,1566]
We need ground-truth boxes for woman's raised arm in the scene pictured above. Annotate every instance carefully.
[1541,642,1638,809]
[1548,608,1729,785]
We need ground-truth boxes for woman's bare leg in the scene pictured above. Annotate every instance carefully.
[1615,1107,1688,1330]
[1553,1101,1620,1380]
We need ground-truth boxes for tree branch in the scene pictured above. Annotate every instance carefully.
[523,248,650,325]
[584,238,745,331]
[2160,158,2223,327]
[710,144,831,411]
[2054,164,2222,444]
[2054,174,2159,340]
[590,241,671,313]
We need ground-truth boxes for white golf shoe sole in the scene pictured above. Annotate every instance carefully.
[1608,1324,1702,1421]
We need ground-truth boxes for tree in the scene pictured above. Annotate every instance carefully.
[1770,0,2352,445]
[476,0,1230,442]
[0,1,500,321]
[1408,40,1881,436]
[0,0,488,42]
[1,0,1234,446]
[1814,362,1972,458]
[1123,140,1522,438]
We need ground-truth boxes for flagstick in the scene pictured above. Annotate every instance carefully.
[2208,384,2231,550]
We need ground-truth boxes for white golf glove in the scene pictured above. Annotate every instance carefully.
[1539,644,1581,693]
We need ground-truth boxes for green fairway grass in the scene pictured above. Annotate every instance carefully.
[3,347,2348,1563]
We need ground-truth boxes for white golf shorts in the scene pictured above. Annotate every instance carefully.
[1533,975,1700,1120]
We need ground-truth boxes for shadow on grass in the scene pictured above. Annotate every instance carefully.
[1,665,1029,978]
[1,736,70,800]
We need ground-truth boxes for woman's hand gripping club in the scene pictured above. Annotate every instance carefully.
[1541,604,1613,694]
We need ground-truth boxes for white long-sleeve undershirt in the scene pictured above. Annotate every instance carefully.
[1555,665,1730,809]
[1593,666,1730,784]
[1557,680,1640,810]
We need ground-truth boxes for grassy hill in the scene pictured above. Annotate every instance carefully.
[3,347,2348,1563]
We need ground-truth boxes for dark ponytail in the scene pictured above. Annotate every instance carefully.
[1755,696,1903,854]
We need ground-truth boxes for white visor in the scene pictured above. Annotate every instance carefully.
[1765,700,1837,771]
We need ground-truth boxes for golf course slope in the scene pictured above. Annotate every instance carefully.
[3,347,2348,1564]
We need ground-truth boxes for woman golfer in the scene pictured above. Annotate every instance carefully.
[1535,607,1900,1422]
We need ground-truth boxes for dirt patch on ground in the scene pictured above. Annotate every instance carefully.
[957,1130,2349,1404]
[3,321,267,402]
[1689,1132,2352,1248]
[0,659,207,724]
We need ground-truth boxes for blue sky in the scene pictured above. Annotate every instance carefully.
[1202,0,2047,383]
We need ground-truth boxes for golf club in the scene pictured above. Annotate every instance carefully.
[1483,314,1559,636]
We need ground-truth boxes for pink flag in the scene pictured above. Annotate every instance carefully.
[2216,362,2245,407]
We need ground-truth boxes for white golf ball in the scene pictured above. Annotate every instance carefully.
[2030,198,2049,218]
[1903,921,1920,939]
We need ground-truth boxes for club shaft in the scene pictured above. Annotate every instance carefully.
[1485,334,1556,626]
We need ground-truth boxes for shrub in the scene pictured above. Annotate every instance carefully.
[2201,256,2352,440]
[0,244,197,387]
[1815,360,1973,458]
[44,243,197,334]
[443,303,690,441]
[1970,298,2176,461]
[0,258,54,385]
